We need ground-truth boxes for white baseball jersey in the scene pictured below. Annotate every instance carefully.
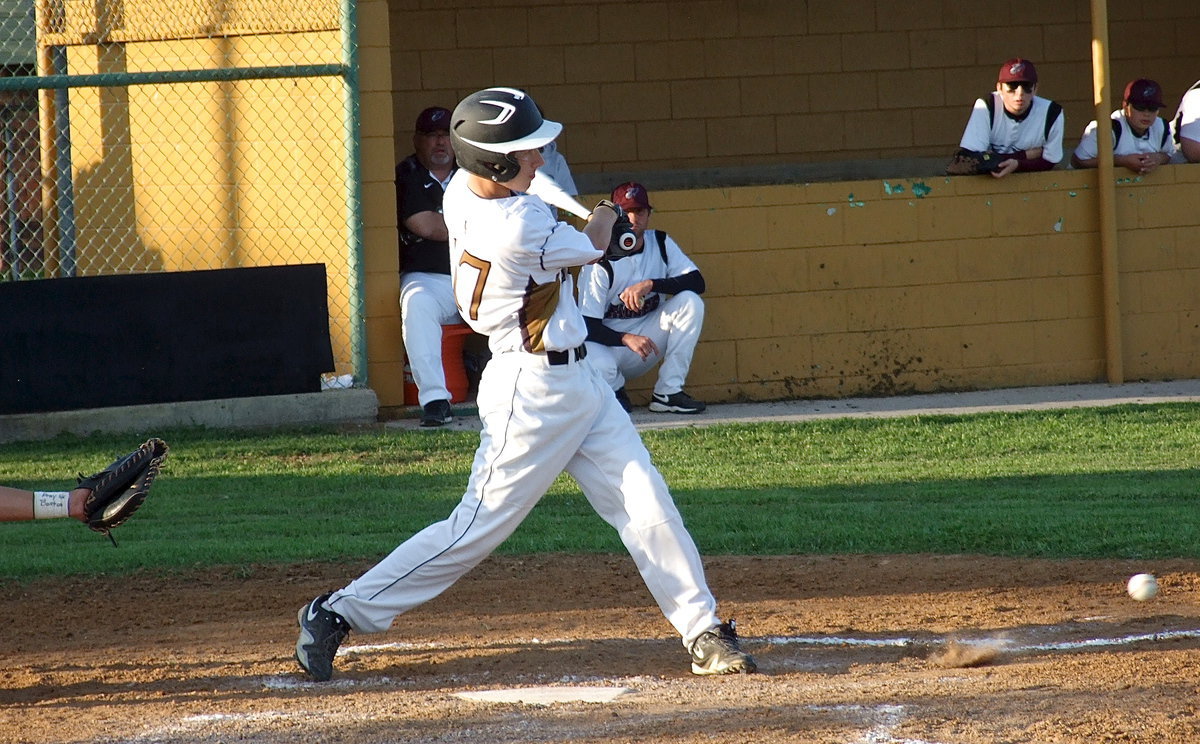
[580,232,705,396]
[1073,110,1176,161]
[958,93,1065,163]
[579,231,698,333]
[444,175,591,354]
[324,171,724,649]
[1171,79,1200,163]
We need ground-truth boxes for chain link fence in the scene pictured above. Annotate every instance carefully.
[0,0,363,381]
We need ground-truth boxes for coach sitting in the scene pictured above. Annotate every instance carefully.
[396,106,464,427]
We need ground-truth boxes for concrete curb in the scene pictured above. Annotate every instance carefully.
[6,379,1200,443]
[627,379,1200,431]
[0,388,379,444]
[382,380,1200,433]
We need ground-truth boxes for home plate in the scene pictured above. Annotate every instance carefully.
[455,686,634,705]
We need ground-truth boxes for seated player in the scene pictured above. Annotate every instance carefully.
[579,182,707,414]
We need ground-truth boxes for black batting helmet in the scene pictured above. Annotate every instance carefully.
[450,87,562,183]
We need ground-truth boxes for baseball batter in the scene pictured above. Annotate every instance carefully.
[1170,79,1200,163]
[295,87,755,681]
[579,182,707,414]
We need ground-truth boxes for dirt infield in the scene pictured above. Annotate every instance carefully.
[3,554,1199,744]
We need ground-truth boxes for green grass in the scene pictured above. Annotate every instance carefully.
[2,403,1199,579]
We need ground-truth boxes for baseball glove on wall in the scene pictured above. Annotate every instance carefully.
[78,438,169,544]
[945,148,1005,176]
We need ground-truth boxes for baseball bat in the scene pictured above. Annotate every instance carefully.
[527,173,593,220]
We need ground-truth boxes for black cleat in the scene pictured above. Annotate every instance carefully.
[295,592,350,681]
[614,387,633,413]
[690,619,756,675]
[420,399,453,427]
[649,390,706,414]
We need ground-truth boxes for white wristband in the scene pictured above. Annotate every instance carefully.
[33,491,70,519]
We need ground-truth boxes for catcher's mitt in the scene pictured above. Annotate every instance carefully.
[945,148,1006,176]
[78,438,169,545]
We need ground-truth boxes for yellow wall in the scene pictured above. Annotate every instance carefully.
[58,0,1200,410]
[358,0,405,405]
[387,0,1200,175]
[369,0,1200,409]
[594,166,1200,404]
[56,1,401,391]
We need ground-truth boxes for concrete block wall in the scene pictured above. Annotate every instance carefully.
[370,0,1200,408]
[608,166,1200,404]
[386,0,1200,177]
[358,0,405,405]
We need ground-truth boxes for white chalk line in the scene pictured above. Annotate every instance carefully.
[765,627,1200,653]
[327,626,1200,666]
[337,637,574,656]
[159,628,1198,743]
[812,704,942,744]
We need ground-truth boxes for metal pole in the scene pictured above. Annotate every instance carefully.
[3,109,17,279]
[0,63,346,92]
[341,0,368,385]
[1090,0,1123,383]
[53,46,76,276]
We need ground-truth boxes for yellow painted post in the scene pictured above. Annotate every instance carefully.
[33,0,58,276]
[1090,0,1123,383]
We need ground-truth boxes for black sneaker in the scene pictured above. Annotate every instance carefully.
[690,619,757,675]
[296,592,350,681]
[648,390,706,414]
[614,387,633,413]
[420,399,453,427]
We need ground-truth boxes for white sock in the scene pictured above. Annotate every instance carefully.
[33,491,70,519]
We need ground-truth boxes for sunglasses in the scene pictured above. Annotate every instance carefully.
[1130,103,1161,113]
[1003,82,1034,93]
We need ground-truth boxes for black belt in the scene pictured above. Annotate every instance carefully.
[546,345,587,366]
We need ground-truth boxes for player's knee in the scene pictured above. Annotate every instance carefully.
[668,291,704,325]
[673,290,702,308]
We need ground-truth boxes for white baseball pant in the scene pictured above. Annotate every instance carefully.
[586,291,704,396]
[326,349,722,647]
[400,272,464,406]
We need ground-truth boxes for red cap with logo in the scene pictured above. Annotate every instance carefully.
[1124,79,1164,108]
[414,106,451,133]
[997,58,1038,84]
[611,181,653,211]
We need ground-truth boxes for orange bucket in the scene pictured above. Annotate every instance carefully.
[404,323,474,405]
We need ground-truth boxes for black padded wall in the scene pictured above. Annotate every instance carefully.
[0,264,335,415]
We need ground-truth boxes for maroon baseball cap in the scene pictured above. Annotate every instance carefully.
[997,58,1038,84]
[1124,79,1164,108]
[611,181,653,211]
[414,106,451,133]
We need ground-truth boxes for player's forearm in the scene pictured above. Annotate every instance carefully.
[1182,137,1200,163]
[584,206,618,252]
[652,271,705,296]
[1071,153,1098,169]
[1013,154,1057,172]
[584,315,624,346]
[404,212,449,241]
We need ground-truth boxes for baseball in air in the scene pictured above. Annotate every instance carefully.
[1126,573,1158,601]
